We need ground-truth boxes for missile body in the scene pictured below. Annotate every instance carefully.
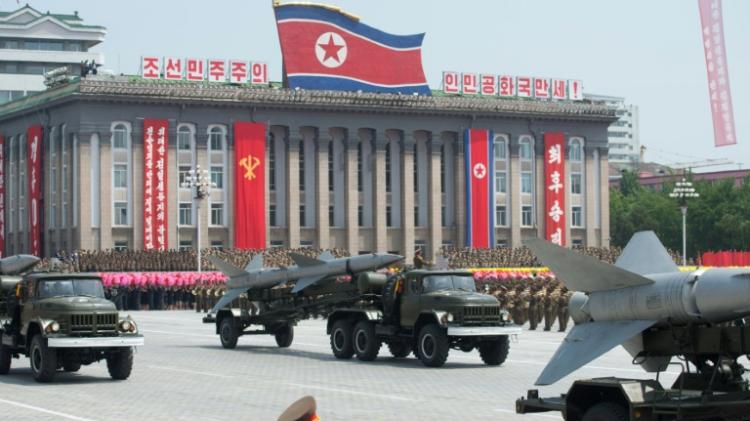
[0,255,40,275]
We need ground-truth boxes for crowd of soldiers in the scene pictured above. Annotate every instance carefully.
[104,284,199,311]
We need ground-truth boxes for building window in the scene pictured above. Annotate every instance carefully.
[385,143,392,193]
[440,144,445,194]
[209,127,224,151]
[494,139,506,160]
[270,241,284,248]
[572,206,583,227]
[211,166,223,189]
[414,240,427,254]
[521,206,533,227]
[495,205,507,226]
[179,165,192,186]
[211,241,224,250]
[357,142,363,192]
[112,124,128,149]
[521,172,533,194]
[569,139,583,161]
[210,203,224,226]
[329,205,335,227]
[179,203,192,225]
[386,205,392,227]
[269,135,276,191]
[114,241,128,251]
[358,205,363,227]
[328,141,334,192]
[114,202,128,226]
[179,240,192,251]
[299,140,305,191]
[496,239,508,247]
[520,138,533,160]
[300,240,313,249]
[495,171,506,193]
[572,239,584,247]
[177,126,192,150]
[300,204,306,226]
[414,206,419,227]
[113,164,128,188]
[413,143,418,192]
[571,174,582,195]
[270,205,277,227]
[441,205,446,227]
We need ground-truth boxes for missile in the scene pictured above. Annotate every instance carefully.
[0,254,40,275]
[526,231,750,386]
[208,251,403,314]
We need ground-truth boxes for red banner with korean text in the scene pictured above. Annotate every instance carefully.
[27,125,42,256]
[234,122,266,249]
[0,135,4,257]
[464,129,494,248]
[143,119,169,250]
[544,133,566,246]
[698,0,736,147]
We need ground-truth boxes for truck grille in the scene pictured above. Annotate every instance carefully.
[69,313,118,334]
[462,306,501,325]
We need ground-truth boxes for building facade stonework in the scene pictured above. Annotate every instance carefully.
[0,76,616,261]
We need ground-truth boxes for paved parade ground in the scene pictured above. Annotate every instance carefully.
[0,311,682,421]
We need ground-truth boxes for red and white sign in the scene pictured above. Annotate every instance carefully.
[164,57,183,80]
[534,78,550,99]
[517,76,532,98]
[234,122,267,249]
[481,74,497,96]
[461,73,478,95]
[699,0,736,147]
[186,58,205,81]
[498,75,515,97]
[465,129,493,249]
[143,119,169,251]
[552,79,567,99]
[208,59,227,82]
[568,80,583,101]
[442,71,460,94]
[141,56,161,79]
[0,136,4,257]
[230,60,249,84]
[251,62,269,85]
[27,125,42,256]
[544,132,566,246]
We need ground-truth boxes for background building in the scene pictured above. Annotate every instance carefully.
[585,94,640,172]
[0,5,105,104]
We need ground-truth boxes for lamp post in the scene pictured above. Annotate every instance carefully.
[669,177,699,267]
[181,165,214,272]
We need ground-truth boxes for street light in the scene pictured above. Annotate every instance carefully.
[669,177,699,267]
[180,164,214,272]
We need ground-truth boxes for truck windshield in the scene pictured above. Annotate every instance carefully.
[37,279,105,299]
[422,275,476,293]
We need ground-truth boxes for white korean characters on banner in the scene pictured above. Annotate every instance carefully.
[441,72,584,101]
[140,56,269,85]
[143,119,169,251]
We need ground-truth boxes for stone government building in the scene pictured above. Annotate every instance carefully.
[0,76,616,261]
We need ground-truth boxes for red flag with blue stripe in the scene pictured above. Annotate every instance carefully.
[274,3,431,95]
[465,129,495,248]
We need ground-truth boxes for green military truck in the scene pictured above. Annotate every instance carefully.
[0,272,144,382]
[327,270,522,367]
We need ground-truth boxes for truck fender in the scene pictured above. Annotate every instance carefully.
[326,309,382,334]
[413,311,446,337]
[214,309,242,334]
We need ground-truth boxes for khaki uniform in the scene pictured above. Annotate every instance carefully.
[543,288,559,331]
[557,291,572,332]
[527,289,541,330]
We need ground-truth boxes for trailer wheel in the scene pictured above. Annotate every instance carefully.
[0,343,11,374]
[387,341,411,358]
[275,324,294,348]
[29,334,57,383]
[353,321,380,361]
[417,324,449,367]
[219,316,240,349]
[107,347,133,380]
[478,336,509,366]
[581,402,628,421]
[330,319,354,359]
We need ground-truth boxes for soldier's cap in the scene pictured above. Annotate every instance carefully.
[278,396,318,421]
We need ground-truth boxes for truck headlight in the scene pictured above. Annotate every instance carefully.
[119,319,137,333]
[440,312,454,324]
[45,321,60,334]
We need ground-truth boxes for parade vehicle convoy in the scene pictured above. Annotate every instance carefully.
[0,263,144,382]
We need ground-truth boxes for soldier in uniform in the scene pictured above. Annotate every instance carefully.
[194,283,203,313]
[527,285,540,330]
[557,288,572,332]
[543,286,559,331]
[513,285,529,326]
[413,249,427,269]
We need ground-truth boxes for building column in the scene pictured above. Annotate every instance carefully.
[196,127,210,249]
[345,132,359,254]
[286,129,301,248]
[166,121,178,250]
[132,122,144,250]
[428,135,443,261]
[99,133,113,250]
[316,135,330,249]
[373,133,387,253]
[508,137,522,248]
[401,134,415,261]
[599,147,610,247]
[584,145,597,247]
[454,135,465,247]
[76,133,93,250]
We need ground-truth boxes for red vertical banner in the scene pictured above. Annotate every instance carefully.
[465,129,494,248]
[0,135,4,257]
[698,0,736,147]
[544,133,566,246]
[143,119,169,250]
[234,121,267,249]
[27,125,42,256]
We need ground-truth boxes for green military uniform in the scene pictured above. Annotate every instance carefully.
[543,287,559,331]
[194,285,203,313]
[527,288,540,330]
[557,290,572,332]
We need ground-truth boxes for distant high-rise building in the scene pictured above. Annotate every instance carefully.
[0,5,105,104]
[585,94,640,171]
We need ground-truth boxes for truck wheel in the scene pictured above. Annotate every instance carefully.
[581,402,628,421]
[107,347,133,380]
[63,361,82,372]
[387,341,411,358]
[478,336,510,366]
[0,344,11,374]
[417,324,449,367]
[353,321,380,361]
[219,316,240,349]
[29,334,57,382]
[275,324,294,348]
[330,319,354,359]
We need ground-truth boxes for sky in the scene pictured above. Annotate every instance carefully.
[12,0,750,171]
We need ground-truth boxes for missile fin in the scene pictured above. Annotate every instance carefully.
[526,238,654,292]
[245,254,264,272]
[209,287,246,314]
[615,231,679,275]
[291,275,326,293]
[290,253,326,267]
[535,320,657,386]
[319,250,335,261]
[207,256,246,279]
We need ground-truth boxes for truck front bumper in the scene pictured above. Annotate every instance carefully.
[47,335,144,348]
[447,326,523,337]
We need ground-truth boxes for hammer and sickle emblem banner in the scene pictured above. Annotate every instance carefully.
[234,122,267,249]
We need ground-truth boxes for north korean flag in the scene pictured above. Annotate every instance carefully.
[274,4,431,95]
[465,129,495,248]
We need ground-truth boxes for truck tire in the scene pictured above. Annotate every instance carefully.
[107,347,133,380]
[353,321,380,361]
[29,334,57,382]
[330,319,354,359]
[275,324,294,348]
[0,343,11,374]
[478,336,510,366]
[63,361,82,372]
[387,341,411,358]
[581,402,628,421]
[417,324,449,367]
[219,316,240,349]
